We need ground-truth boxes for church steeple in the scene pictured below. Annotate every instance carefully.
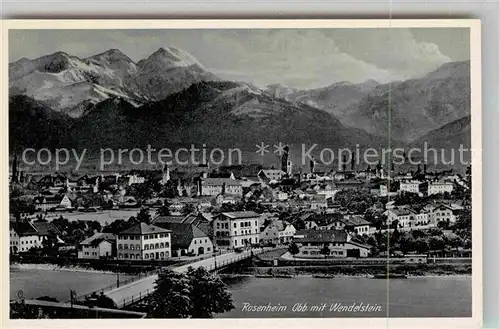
[281,145,292,176]
[161,164,170,185]
[11,154,19,183]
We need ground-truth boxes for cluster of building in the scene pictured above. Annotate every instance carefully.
[10,146,466,217]
[74,210,377,260]
[9,219,63,253]
[9,206,374,260]
[383,202,466,228]
[370,167,464,198]
[293,230,371,258]
[9,148,471,261]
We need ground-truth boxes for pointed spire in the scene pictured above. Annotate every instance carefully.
[12,154,19,183]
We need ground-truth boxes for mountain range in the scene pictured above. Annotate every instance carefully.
[412,115,471,151]
[9,47,217,117]
[9,48,471,163]
[267,61,470,143]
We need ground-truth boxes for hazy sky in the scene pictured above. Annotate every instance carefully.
[9,28,469,89]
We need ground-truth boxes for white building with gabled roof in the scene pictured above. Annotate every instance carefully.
[117,223,172,261]
[213,211,261,249]
[258,169,286,182]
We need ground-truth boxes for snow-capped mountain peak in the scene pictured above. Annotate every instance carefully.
[139,46,206,71]
[9,47,217,116]
[87,48,135,65]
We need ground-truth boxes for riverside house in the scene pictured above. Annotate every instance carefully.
[430,204,459,226]
[78,232,116,259]
[341,215,374,235]
[260,220,296,245]
[151,222,213,257]
[117,223,172,261]
[10,218,63,253]
[293,229,371,258]
[384,208,416,228]
[213,211,260,249]
[427,181,454,195]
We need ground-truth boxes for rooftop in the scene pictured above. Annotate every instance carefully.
[118,222,171,235]
[153,222,208,249]
[80,232,116,246]
[10,220,37,236]
[347,240,372,250]
[310,213,343,225]
[201,178,242,186]
[388,208,416,216]
[311,194,327,202]
[430,181,453,185]
[260,169,285,175]
[336,180,364,185]
[152,215,186,224]
[295,229,348,243]
[31,221,61,236]
[33,195,65,203]
[266,219,291,232]
[221,211,260,219]
[342,215,371,226]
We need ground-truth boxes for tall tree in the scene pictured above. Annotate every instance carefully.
[414,238,429,254]
[147,267,234,318]
[429,236,445,251]
[288,242,300,255]
[148,270,192,318]
[398,234,415,255]
[186,267,235,318]
[137,208,152,224]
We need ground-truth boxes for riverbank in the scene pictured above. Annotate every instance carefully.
[219,273,471,280]
[10,263,128,275]
[10,267,137,301]
[221,263,472,277]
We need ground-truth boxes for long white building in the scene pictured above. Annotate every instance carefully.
[427,182,454,195]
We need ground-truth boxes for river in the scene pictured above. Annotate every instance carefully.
[9,267,135,301]
[10,268,471,318]
[217,276,472,318]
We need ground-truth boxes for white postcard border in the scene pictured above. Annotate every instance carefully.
[1,19,482,329]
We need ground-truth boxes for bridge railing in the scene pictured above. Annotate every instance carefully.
[205,247,270,271]
[119,288,155,309]
[71,258,205,303]
[74,252,239,303]
[119,251,256,308]
[71,269,159,303]
[115,248,274,309]
[87,248,270,298]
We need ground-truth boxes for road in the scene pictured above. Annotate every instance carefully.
[105,249,257,308]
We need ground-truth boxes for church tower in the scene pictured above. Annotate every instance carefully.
[281,146,292,176]
[11,154,19,183]
[161,164,171,185]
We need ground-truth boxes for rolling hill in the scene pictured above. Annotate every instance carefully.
[411,115,471,151]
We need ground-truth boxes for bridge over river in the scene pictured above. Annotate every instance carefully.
[105,248,262,309]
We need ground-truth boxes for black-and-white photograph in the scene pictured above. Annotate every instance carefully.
[6,21,480,322]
